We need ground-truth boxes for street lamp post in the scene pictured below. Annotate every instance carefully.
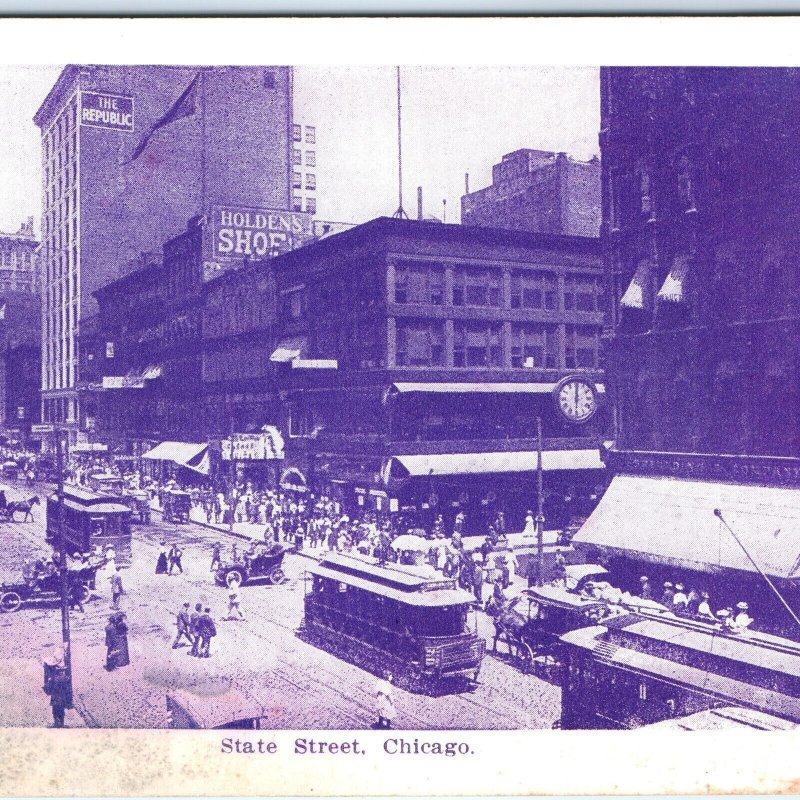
[55,431,74,707]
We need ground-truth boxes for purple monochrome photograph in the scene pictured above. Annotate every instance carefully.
[1,58,799,741]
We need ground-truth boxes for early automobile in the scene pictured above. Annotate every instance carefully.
[0,560,99,613]
[214,542,287,587]
[167,685,267,729]
[163,489,192,523]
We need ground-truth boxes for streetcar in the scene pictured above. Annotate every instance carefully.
[45,485,133,567]
[302,552,485,690]
[558,610,800,729]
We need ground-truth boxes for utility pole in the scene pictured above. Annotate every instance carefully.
[55,431,73,707]
[535,416,545,587]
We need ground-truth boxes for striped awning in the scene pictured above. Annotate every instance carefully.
[620,260,655,311]
[658,254,691,303]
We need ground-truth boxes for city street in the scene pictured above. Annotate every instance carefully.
[0,481,560,729]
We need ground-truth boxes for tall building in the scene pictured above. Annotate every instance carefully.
[461,149,601,237]
[0,218,38,293]
[33,65,294,444]
[0,291,41,443]
[291,123,317,215]
[575,68,800,623]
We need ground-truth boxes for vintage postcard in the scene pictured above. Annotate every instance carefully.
[1,14,800,797]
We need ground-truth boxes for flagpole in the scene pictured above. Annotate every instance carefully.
[200,69,207,211]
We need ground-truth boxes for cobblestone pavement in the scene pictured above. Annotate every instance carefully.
[0,480,560,729]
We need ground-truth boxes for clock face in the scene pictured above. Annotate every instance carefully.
[555,378,598,423]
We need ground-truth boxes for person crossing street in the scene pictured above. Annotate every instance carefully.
[172,602,194,649]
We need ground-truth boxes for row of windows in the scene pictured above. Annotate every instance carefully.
[42,396,77,424]
[292,124,316,144]
[292,149,316,167]
[291,196,316,214]
[394,321,601,369]
[292,172,316,190]
[394,262,603,312]
[0,249,36,269]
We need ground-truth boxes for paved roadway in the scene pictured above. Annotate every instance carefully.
[0,481,560,729]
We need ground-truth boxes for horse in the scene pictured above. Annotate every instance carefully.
[487,596,528,654]
[8,495,40,522]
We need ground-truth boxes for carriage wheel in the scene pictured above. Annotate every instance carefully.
[0,591,22,612]
[517,642,534,675]
[79,584,91,603]
[268,567,285,585]
[225,569,244,586]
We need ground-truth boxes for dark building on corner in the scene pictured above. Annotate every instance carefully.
[575,68,800,622]
[267,217,609,533]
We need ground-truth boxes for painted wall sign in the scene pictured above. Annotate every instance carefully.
[80,92,134,132]
[212,206,312,259]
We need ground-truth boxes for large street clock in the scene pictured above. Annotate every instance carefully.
[553,375,599,423]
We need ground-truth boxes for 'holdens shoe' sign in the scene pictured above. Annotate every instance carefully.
[212,206,313,259]
[80,91,134,132]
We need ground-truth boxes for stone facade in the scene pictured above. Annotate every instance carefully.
[601,67,800,461]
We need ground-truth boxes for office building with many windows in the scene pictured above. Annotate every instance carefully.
[33,64,294,445]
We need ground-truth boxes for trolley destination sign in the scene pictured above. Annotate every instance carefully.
[79,91,135,132]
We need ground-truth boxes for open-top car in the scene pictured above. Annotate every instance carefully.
[214,542,287,587]
[0,560,99,612]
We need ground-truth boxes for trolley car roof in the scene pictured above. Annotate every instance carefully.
[309,553,475,607]
[167,686,266,729]
[561,624,800,722]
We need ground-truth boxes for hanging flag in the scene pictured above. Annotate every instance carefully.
[126,73,200,163]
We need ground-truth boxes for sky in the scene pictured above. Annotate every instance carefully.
[0,65,599,235]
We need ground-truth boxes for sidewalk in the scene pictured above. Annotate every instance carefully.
[0,657,86,728]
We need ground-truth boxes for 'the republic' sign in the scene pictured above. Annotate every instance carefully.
[212,207,312,260]
[80,92,135,132]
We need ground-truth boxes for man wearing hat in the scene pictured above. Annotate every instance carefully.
[660,581,675,607]
[42,648,71,728]
[639,576,653,601]
[470,554,485,605]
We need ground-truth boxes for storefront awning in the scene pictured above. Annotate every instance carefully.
[142,364,163,380]
[389,449,604,479]
[572,474,800,580]
[657,254,690,303]
[620,259,654,311]
[141,441,210,474]
[270,337,307,363]
[391,382,605,395]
